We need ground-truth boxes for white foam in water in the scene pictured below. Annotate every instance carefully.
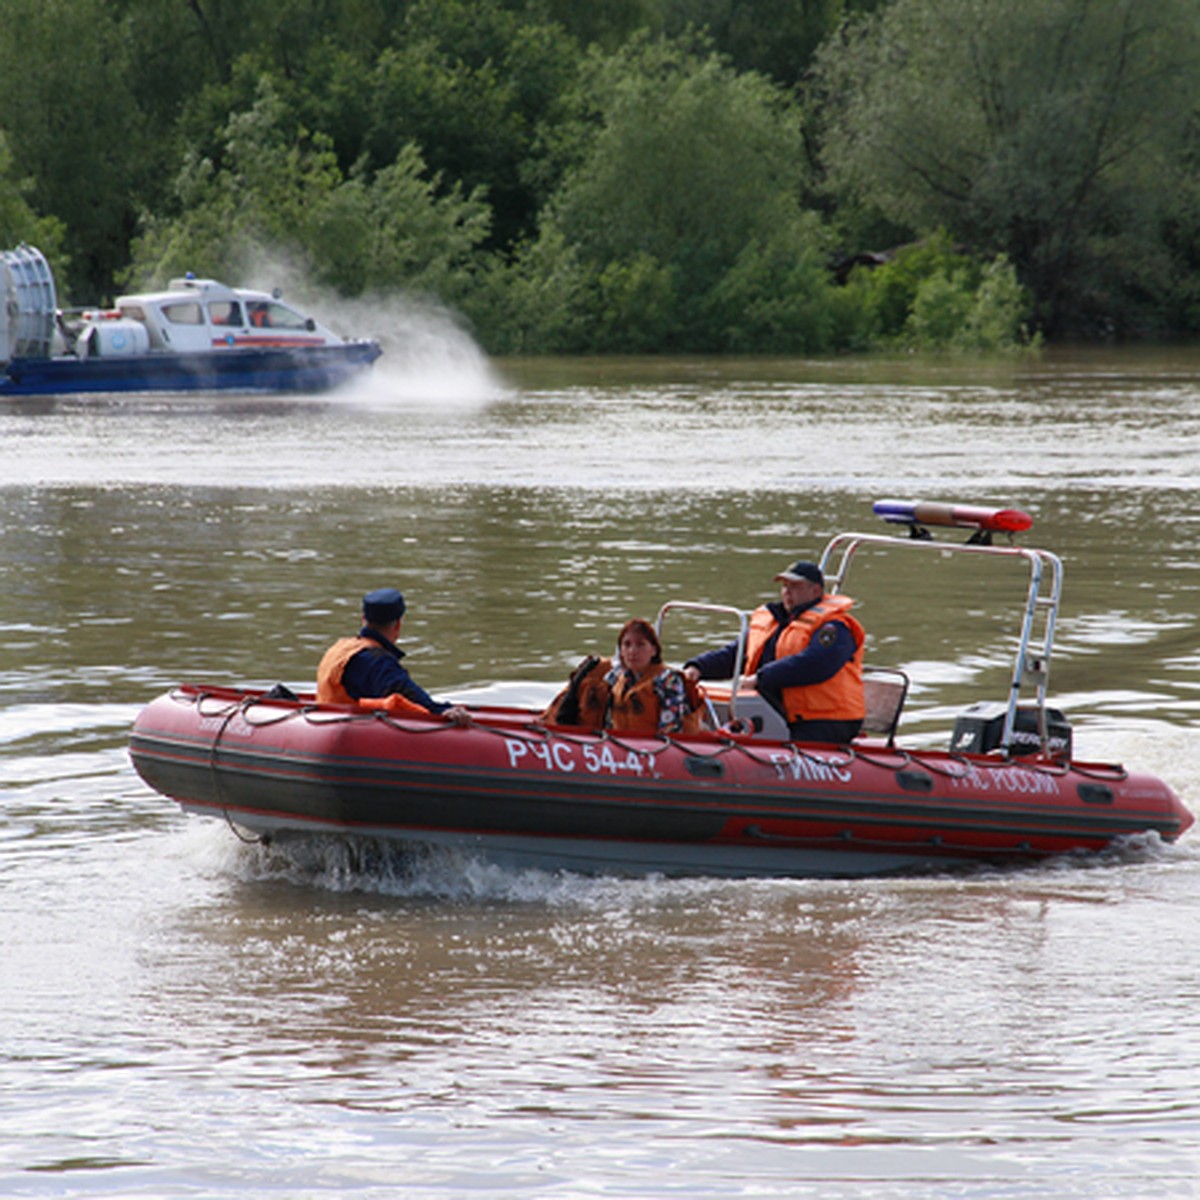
[1065,718,1200,867]
[235,249,507,408]
[201,825,746,908]
[1072,717,1200,801]
[353,303,507,408]
[222,831,586,901]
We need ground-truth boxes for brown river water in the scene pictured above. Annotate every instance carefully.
[2,344,1199,1197]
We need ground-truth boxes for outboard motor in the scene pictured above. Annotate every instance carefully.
[951,701,1072,761]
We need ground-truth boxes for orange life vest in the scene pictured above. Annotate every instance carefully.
[542,656,613,728]
[608,664,706,735]
[315,636,426,716]
[744,595,865,723]
[543,657,706,734]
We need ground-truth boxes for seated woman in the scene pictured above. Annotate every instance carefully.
[606,618,702,735]
[542,618,706,735]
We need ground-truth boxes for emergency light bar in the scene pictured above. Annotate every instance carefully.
[873,499,1033,539]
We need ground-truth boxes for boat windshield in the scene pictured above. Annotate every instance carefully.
[246,301,311,331]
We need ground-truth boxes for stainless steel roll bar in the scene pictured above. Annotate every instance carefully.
[655,528,1063,755]
[819,531,1062,755]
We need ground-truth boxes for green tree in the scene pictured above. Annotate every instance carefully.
[307,145,492,301]
[529,0,651,50]
[0,132,66,262]
[701,214,841,352]
[173,1,587,256]
[815,0,1200,335]
[359,1,584,251]
[498,33,838,352]
[651,0,888,88]
[840,233,1035,351]
[127,81,491,303]
[0,0,154,299]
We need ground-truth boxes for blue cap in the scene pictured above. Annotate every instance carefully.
[362,587,406,623]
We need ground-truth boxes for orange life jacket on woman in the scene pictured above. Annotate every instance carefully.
[315,636,427,716]
[543,657,706,734]
[608,664,666,733]
[608,664,706,735]
[745,595,865,724]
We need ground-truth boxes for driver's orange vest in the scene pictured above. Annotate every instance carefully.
[745,595,865,723]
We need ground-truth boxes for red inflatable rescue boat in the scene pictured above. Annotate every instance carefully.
[129,501,1194,878]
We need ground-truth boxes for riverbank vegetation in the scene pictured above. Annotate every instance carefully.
[2,0,1197,354]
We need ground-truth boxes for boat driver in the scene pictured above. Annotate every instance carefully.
[316,587,469,723]
[682,561,865,744]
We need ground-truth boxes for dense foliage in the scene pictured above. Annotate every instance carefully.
[2,0,1197,353]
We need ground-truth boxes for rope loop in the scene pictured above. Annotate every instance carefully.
[172,688,1126,783]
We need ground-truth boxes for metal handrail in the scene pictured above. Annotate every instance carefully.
[819,531,1063,755]
[656,601,750,723]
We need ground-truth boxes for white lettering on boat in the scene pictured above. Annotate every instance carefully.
[947,764,1061,796]
[503,737,655,776]
[766,751,853,784]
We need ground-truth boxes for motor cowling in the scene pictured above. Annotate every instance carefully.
[950,701,1072,760]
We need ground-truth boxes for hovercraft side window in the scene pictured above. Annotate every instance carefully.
[162,302,203,325]
[209,300,243,327]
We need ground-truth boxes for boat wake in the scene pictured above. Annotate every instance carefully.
[193,820,1199,908]
[1072,719,1200,804]
[273,275,504,407]
[203,828,775,907]
[357,307,505,407]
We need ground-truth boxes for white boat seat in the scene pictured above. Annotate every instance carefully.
[699,667,908,743]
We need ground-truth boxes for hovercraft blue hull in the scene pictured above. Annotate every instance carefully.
[1,340,382,397]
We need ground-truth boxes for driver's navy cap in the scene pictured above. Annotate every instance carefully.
[774,561,824,587]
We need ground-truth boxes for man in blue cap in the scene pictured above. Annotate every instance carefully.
[317,587,468,722]
[683,560,865,744]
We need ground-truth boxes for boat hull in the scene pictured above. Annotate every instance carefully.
[128,686,1194,879]
[1,340,381,396]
